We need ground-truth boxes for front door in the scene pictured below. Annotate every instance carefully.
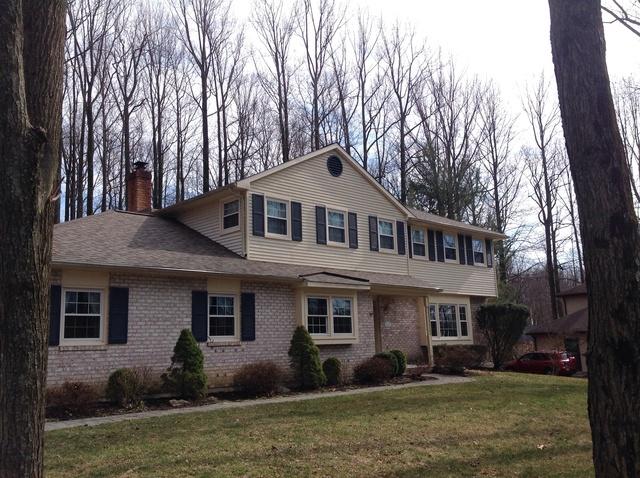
[564,338,582,371]
[373,296,382,353]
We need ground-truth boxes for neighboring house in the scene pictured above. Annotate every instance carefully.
[48,145,505,388]
[526,284,588,372]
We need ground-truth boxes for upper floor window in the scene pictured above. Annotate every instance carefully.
[209,295,237,340]
[472,239,485,264]
[266,198,288,236]
[412,228,426,256]
[327,210,346,244]
[223,199,240,230]
[63,289,102,341]
[444,233,457,261]
[429,303,470,339]
[305,295,354,337]
[378,219,395,250]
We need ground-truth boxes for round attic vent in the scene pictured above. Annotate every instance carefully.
[327,155,343,177]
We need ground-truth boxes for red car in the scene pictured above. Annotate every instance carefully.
[504,351,578,376]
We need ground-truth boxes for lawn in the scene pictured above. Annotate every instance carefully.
[45,373,592,478]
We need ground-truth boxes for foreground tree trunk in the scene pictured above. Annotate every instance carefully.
[548,1,640,476]
[0,0,66,476]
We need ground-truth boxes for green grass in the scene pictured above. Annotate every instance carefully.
[45,373,593,478]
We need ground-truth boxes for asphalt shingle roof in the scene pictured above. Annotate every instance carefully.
[525,308,588,335]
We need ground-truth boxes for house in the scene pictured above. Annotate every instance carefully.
[48,145,505,388]
[526,283,588,372]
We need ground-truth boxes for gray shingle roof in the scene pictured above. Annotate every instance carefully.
[525,308,588,335]
[52,210,438,291]
[408,208,507,239]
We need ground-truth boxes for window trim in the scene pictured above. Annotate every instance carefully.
[377,218,396,253]
[304,294,356,340]
[326,207,348,247]
[443,233,458,263]
[429,302,472,341]
[412,227,427,258]
[207,293,240,342]
[221,198,241,234]
[264,196,290,239]
[472,238,485,266]
[60,288,104,346]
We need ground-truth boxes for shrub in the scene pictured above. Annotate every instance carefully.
[322,357,342,386]
[375,352,399,376]
[234,361,283,397]
[288,326,326,389]
[106,367,151,408]
[389,350,407,376]
[353,357,395,384]
[476,303,530,369]
[46,381,99,417]
[162,329,207,400]
[433,345,488,374]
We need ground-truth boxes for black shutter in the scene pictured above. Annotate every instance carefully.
[435,231,445,262]
[241,292,256,341]
[315,206,327,244]
[348,212,358,249]
[291,201,302,241]
[465,235,475,265]
[486,239,494,268]
[407,225,413,258]
[427,230,436,261]
[458,233,466,265]
[397,221,406,255]
[191,291,208,343]
[368,216,379,251]
[49,285,61,346]
[108,287,129,344]
[251,194,265,237]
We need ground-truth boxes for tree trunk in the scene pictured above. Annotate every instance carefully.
[0,0,65,476]
[548,1,640,476]
[201,72,210,192]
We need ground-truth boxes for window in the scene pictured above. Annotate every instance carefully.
[412,228,426,257]
[444,234,457,261]
[222,199,240,230]
[209,295,236,338]
[63,290,102,340]
[306,296,354,337]
[327,210,346,244]
[472,239,485,264]
[266,198,288,236]
[459,305,469,336]
[307,297,328,334]
[429,304,438,337]
[378,219,395,250]
[438,305,458,337]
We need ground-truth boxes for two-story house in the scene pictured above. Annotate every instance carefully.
[48,145,505,387]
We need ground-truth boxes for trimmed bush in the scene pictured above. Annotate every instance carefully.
[354,357,395,384]
[234,361,283,397]
[375,352,399,376]
[476,303,529,369]
[288,326,326,389]
[46,381,99,417]
[322,357,342,386]
[106,367,151,408]
[433,345,488,375]
[162,329,207,400]
[389,350,407,376]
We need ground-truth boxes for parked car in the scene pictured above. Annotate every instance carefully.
[503,351,577,376]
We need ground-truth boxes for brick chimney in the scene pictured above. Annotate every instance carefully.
[126,161,152,212]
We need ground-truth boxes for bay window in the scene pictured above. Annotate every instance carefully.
[429,303,471,340]
[305,295,354,338]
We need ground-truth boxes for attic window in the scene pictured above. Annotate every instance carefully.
[223,199,240,230]
[327,155,343,177]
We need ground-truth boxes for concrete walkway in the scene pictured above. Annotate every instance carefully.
[45,374,472,432]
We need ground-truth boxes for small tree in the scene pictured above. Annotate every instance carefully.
[476,303,529,370]
[162,329,207,400]
[288,326,326,389]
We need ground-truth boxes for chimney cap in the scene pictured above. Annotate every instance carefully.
[133,161,148,170]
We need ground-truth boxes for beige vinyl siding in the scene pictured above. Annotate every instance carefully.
[247,151,410,275]
[411,258,498,297]
[177,196,244,256]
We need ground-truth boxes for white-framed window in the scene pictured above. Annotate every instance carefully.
[208,295,237,340]
[378,219,395,251]
[266,198,288,237]
[429,303,470,339]
[305,295,354,337]
[62,289,103,342]
[412,228,426,257]
[444,233,457,262]
[472,239,485,265]
[222,199,240,230]
[327,209,346,244]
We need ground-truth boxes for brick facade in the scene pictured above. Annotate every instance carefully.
[378,296,424,362]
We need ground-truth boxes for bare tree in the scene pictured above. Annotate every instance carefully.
[0,0,65,475]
